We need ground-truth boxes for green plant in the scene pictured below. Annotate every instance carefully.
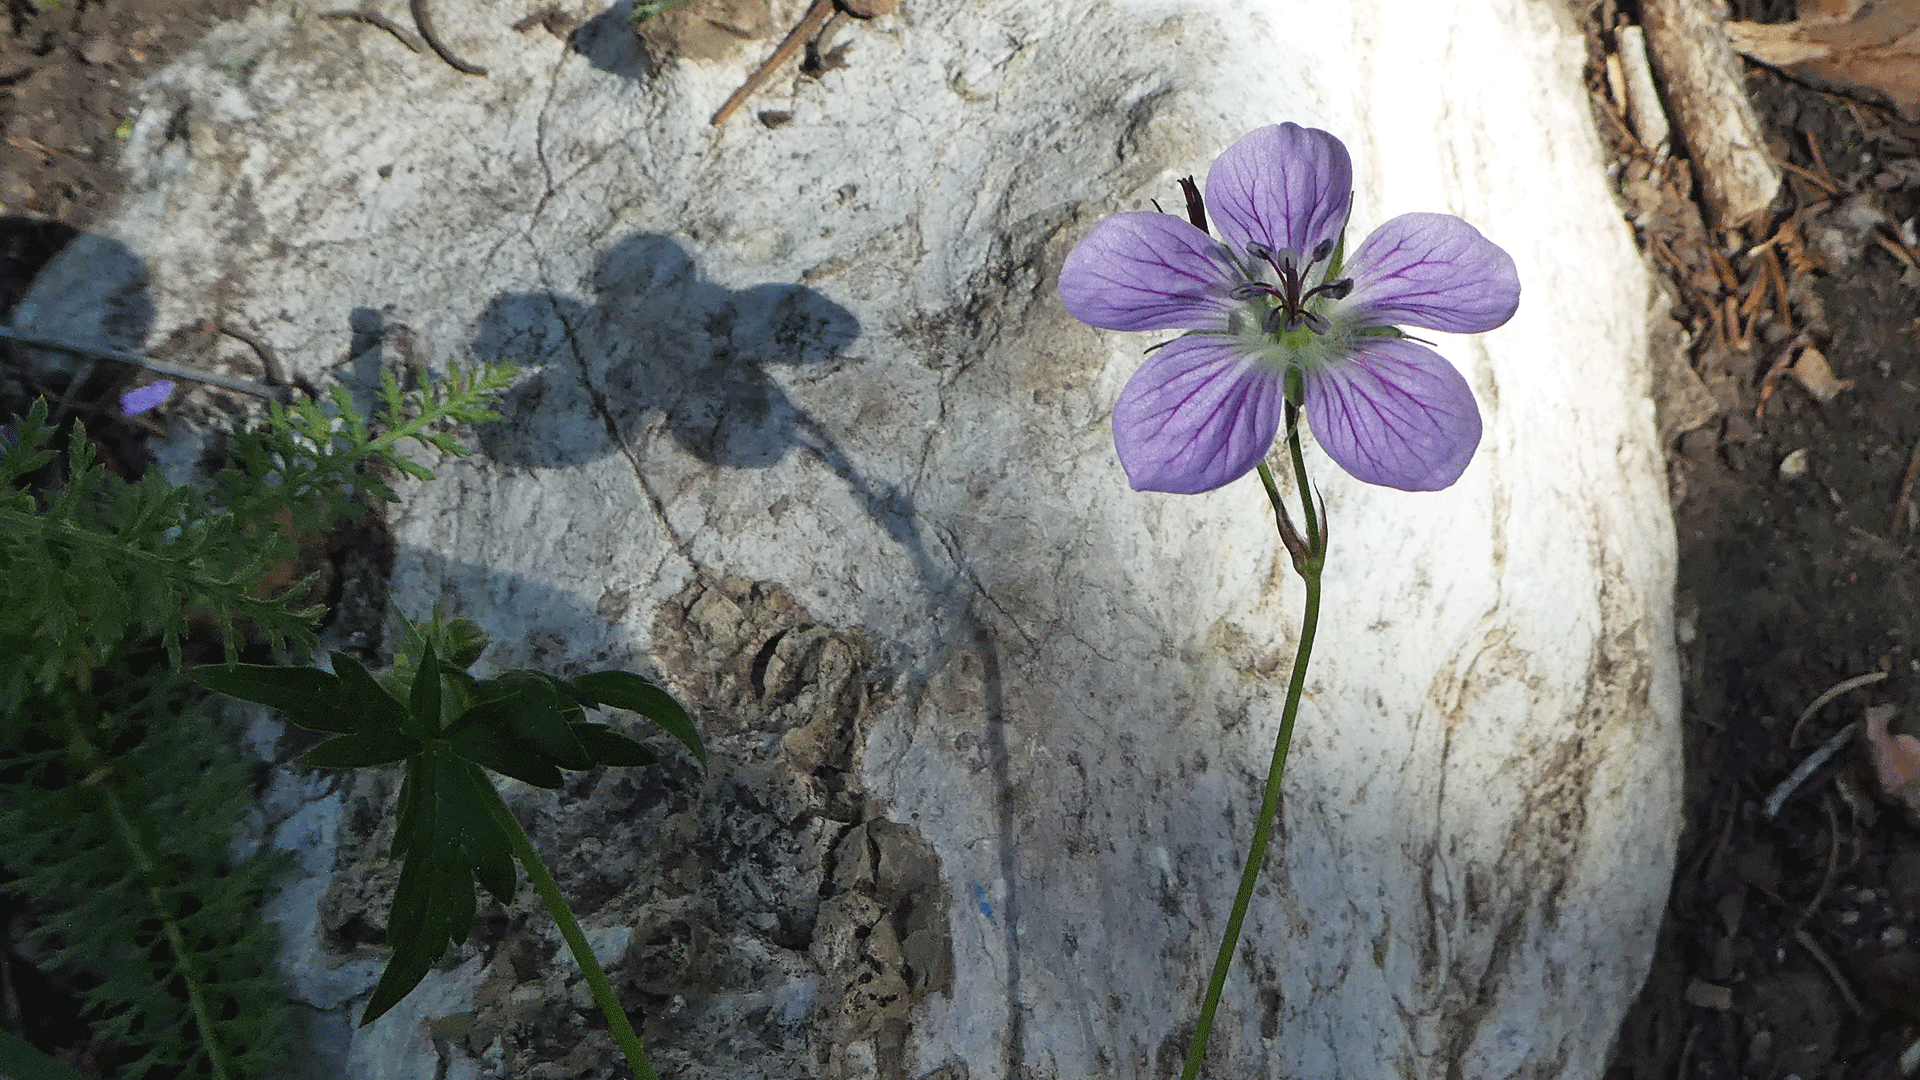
[0,360,512,1077]
[0,364,514,707]
[197,614,705,1080]
[0,661,292,1079]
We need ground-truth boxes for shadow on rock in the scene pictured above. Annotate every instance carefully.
[474,232,858,471]
[568,1,655,80]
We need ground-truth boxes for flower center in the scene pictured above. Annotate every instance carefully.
[1228,238,1354,336]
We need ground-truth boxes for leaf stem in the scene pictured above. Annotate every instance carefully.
[475,780,660,1080]
[1180,430,1325,1080]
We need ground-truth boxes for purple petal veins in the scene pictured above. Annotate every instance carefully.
[1205,124,1352,265]
[1057,212,1239,332]
[1300,338,1481,491]
[1112,335,1284,494]
[1059,123,1517,494]
[1335,213,1520,334]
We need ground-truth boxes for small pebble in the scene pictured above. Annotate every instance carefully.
[1780,448,1810,480]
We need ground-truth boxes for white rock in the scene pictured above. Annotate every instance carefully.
[15,0,1680,1077]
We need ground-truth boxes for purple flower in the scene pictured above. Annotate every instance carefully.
[1058,123,1520,493]
[119,380,175,416]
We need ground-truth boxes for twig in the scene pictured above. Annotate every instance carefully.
[213,321,290,387]
[1874,231,1920,271]
[1761,244,1792,331]
[1791,796,1842,933]
[710,0,834,126]
[1776,157,1840,196]
[410,0,487,76]
[1804,130,1841,194]
[1791,670,1889,748]
[1763,722,1856,820]
[1794,928,1866,1017]
[319,9,424,52]
[0,325,290,402]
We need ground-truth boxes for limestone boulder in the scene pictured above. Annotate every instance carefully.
[13,0,1679,1077]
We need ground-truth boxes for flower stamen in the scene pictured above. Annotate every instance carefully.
[1243,237,1350,338]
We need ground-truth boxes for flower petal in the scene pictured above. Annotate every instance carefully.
[1336,213,1520,334]
[1058,211,1239,332]
[1302,337,1481,491]
[1205,124,1352,263]
[119,380,175,416]
[1112,334,1283,494]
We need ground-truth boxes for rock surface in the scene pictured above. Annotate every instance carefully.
[14,0,1681,1076]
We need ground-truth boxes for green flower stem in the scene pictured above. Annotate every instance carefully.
[1180,428,1325,1080]
[475,780,660,1080]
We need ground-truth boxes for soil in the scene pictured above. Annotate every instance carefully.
[7,0,1920,1077]
[1580,1,1920,1078]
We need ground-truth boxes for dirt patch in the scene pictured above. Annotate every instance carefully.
[2,0,255,224]
[1579,2,1920,1078]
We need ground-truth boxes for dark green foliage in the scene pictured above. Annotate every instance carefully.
[0,1030,88,1080]
[0,361,513,1074]
[0,666,293,1079]
[195,620,704,1026]
[372,747,516,1022]
[0,363,515,709]
[567,669,705,764]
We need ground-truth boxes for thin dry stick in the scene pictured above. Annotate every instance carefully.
[1794,928,1866,1017]
[710,0,834,126]
[1761,245,1792,330]
[410,0,487,75]
[1791,796,1842,933]
[1790,670,1889,748]
[319,9,424,52]
[214,321,290,387]
[1763,722,1854,821]
[0,326,289,402]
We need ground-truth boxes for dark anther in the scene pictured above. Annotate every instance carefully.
[1178,177,1209,234]
[1242,232,1345,337]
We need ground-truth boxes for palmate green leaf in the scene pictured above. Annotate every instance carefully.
[191,664,360,734]
[330,651,420,739]
[569,722,659,768]
[300,727,421,768]
[568,669,706,763]
[193,652,413,740]
[365,748,515,1025]
[461,672,592,769]
[410,642,443,733]
[445,719,565,789]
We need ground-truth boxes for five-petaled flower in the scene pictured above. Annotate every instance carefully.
[1058,123,1520,494]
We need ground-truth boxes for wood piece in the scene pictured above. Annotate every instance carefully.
[1639,0,1782,229]
[710,0,834,126]
[1614,25,1672,155]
